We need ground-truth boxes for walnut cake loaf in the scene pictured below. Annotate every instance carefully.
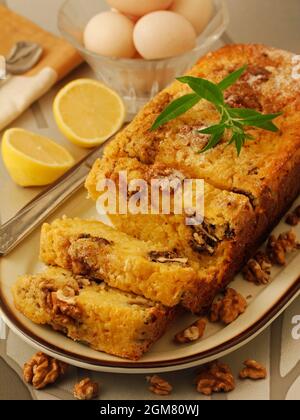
[40,217,206,309]
[13,267,175,360]
[86,44,300,244]
[85,44,300,313]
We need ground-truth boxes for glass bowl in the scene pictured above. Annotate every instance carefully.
[58,0,229,117]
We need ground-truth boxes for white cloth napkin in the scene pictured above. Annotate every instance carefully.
[0,67,57,131]
[0,316,7,340]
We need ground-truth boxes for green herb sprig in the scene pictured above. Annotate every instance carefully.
[151,66,281,155]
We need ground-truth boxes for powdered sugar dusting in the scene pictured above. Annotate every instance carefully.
[258,49,300,108]
[177,124,209,148]
[247,74,267,87]
[292,55,300,80]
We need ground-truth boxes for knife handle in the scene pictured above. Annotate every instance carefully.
[0,164,88,257]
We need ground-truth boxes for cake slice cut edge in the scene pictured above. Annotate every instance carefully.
[39,217,206,310]
[12,267,176,361]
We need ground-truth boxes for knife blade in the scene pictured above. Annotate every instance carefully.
[0,136,112,257]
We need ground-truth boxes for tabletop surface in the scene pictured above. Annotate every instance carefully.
[0,0,300,400]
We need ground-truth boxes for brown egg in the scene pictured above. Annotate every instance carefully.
[106,0,174,17]
[133,11,197,60]
[84,11,136,58]
[170,0,214,34]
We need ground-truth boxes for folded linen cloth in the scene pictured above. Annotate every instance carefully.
[0,5,83,130]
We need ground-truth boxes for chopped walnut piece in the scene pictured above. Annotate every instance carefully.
[149,250,188,265]
[243,251,272,285]
[286,206,300,226]
[68,235,112,275]
[56,287,76,305]
[196,361,235,396]
[147,375,173,396]
[210,288,247,325]
[190,220,234,256]
[23,352,68,390]
[73,378,99,400]
[286,213,299,226]
[48,291,82,322]
[174,318,207,344]
[127,296,156,308]
[242,65,271,85]
[224,80,262,110]
[239,360,267,380]
[76,276,91,288]
[266,230,300,266]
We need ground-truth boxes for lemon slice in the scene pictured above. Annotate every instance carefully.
[1,128,75,187]
[53,79,125,148]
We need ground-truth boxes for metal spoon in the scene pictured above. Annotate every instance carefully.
[5,41,43,74]
[0,41,43,86]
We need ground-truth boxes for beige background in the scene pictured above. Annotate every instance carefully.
[0,0,300,400]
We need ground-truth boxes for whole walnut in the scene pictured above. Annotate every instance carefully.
[23,352,68,390]
[210,289,247,325]
[73,378,99,400]
[196,361,235,396]
[239,360,267,380]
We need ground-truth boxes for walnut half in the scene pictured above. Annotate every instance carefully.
[239,360,267,380]
[267,230,299,266]
[23,352,68,390]
[196,361,235,396]
[210,288,247,325]
[243,251,272,285]
[174,318,207,344]
[147,375,173,396]
[73,378,99,400]
[286,206,300,226]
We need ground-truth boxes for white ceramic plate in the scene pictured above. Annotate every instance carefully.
[0,189,299,374]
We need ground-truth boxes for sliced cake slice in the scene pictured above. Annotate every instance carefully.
[40,217,208,310]
[12,267,175,361]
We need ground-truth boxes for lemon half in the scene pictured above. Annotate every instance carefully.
[53,79,125,148]
[1,128,75,187]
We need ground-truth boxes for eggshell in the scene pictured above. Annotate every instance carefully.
[133,11,197,60]
[84,11,136,58]
[106,0,174,17]
[170,0,214,34]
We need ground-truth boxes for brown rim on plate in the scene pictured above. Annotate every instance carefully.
[1,276,299,370]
